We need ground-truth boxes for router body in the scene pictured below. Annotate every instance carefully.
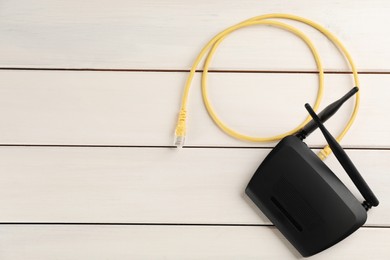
[246,136,366,257]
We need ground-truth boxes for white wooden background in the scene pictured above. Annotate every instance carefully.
[0,0,389,259]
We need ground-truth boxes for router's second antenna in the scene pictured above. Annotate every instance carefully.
[305,92,379,208]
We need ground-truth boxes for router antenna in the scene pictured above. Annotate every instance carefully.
[297,87,359,140]
[305,101,379,208]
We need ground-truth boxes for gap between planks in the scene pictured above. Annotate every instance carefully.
[1,67,390,74]
[0,144,389,150]
[0,222,388,228]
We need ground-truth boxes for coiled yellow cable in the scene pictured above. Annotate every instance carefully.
[174,13,360,160]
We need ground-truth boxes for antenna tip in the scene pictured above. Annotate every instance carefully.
[304,103,318,120]
[304,103,314,112]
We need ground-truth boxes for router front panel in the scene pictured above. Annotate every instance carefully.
[246,136,367,257]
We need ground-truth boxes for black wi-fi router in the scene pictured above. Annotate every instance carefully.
[245,87,379,257]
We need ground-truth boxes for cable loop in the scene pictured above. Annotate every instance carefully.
[175,14,359,159]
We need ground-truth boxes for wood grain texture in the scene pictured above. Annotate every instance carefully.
[0,225,388,260]
[0,70,389,148]
[0,147,387,225]
[0,0,389,71]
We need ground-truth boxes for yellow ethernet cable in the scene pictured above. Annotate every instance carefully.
[174,13,359,160]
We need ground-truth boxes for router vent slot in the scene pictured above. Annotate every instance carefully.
[271,196,303,232]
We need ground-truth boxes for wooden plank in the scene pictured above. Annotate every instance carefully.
[0,147,387,225]
[0,225,388,259]
[0,0,389,71]
[0,70,388,148]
